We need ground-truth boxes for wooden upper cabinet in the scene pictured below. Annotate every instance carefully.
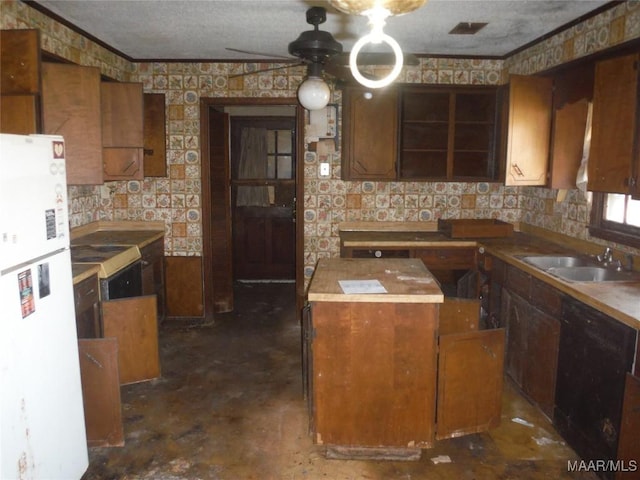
[341,85,398,180]
[588,53,639,195]
[505,75,553,186]
[0,29,40,95]
[400,86,499,181]
[1,30,41,134]
[0,94,40,134]
[42,62,103,185]
[143,93,167,177]
[101,81,144,181]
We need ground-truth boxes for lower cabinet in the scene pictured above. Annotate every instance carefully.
[501,288,560,418]
[487,256,640,479]
[498,263,562,418]
[73,274,101,338]
[77,338,124,447]
[555,298,636,477]
[141,238,166,323]
[306,297,505,452]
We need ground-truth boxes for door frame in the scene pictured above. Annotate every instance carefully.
[200,97,305,320]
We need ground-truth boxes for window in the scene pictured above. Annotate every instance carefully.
[589,192,640,248]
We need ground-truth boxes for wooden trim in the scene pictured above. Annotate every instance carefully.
[199,97,303,320]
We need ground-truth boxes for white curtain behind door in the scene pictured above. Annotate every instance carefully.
[236,127,270,207]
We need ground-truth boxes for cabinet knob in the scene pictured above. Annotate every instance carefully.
[374,250,382,258]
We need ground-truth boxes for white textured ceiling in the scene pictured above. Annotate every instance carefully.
[33,0,612,61]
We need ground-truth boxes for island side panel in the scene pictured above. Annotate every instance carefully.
[311,301,438,448]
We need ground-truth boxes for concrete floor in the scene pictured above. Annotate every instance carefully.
[82,282,598,480]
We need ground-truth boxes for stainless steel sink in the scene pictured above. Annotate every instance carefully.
[547,266,640,282]
[520,255,594,270]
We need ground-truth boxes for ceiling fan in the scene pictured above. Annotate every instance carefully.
[227,6,419,86]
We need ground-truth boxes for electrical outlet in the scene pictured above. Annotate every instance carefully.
[319,162,330,177]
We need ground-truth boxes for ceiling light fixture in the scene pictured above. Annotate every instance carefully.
[297,62,331,110]
[288,6,342,110]
[329,0,427,89]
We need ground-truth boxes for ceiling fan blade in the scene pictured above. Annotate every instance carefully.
[225,47,294,60]
[229,63,305,79]
[328,52,419,66]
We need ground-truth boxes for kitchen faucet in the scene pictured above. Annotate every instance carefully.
[597,247,613,265]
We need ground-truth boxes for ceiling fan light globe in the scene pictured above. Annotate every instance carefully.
[298,77,331,110]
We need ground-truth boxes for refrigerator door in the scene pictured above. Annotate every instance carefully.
[0,248,88,479]
[0,134,70,272]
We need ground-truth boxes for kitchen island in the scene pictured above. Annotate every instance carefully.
[306,258,444,459]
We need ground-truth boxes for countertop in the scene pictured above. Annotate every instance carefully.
[70,221,165,284]
[308,258,444,303]
[339,226,640,330]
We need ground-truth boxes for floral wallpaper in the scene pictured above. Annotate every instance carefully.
[2,0,640,280]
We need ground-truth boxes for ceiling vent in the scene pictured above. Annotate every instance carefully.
[449,22,488,35]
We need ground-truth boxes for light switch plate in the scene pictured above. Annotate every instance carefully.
[319,162,330,177]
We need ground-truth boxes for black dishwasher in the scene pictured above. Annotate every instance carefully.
[554,299,636,477]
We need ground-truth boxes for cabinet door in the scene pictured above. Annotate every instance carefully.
[0,29,40,95]
[588,53,639,194]
[523,306,560,419]
[78,338,124,447]
[42,63,103,185]
[103,147,144,180]
[0,94,39,134]
[549,99,589,189]
[143,93,167,177]
[101,82,144,147]
[74,274,101,338]
[617,374,640,479]
[505,75,553,186]
[341,86,398,180]
[501,289,526,388]
[311,301,438,448]
[555,299,637,463]
[102,295,160,385]
[437,328,505,440]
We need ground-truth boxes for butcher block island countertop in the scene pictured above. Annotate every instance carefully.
[306,258,448,458]
[308,258,444,303]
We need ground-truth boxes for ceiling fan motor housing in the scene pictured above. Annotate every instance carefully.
[288,7,343,64]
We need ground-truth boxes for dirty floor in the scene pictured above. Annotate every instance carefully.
[82,282,598,480]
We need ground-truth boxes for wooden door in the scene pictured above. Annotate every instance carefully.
[437,328,505,439]
[0,29,40,94]
[505,75,553,186]
[102,295,160,385]
[617,374,640,480]
[437,298,505,439]
[78,338,124,447]
[231,117,296,281]
[208,108,234,312]
[311,301,438,448]
[588,53,639,194]
[0,94,39,134]
[523,306,560,419]
[42,62,103,185]
[143,93,167,176]
[342,86,398,180]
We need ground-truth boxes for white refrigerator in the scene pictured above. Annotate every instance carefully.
[0,134,88,479]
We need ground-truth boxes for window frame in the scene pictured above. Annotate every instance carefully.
[589,192,640,249]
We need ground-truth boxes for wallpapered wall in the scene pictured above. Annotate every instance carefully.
[2,0,640,281]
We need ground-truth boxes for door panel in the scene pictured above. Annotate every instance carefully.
[231,117,296,280]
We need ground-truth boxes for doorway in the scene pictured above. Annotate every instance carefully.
[200,99,305,318]
[230,116,296,281]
